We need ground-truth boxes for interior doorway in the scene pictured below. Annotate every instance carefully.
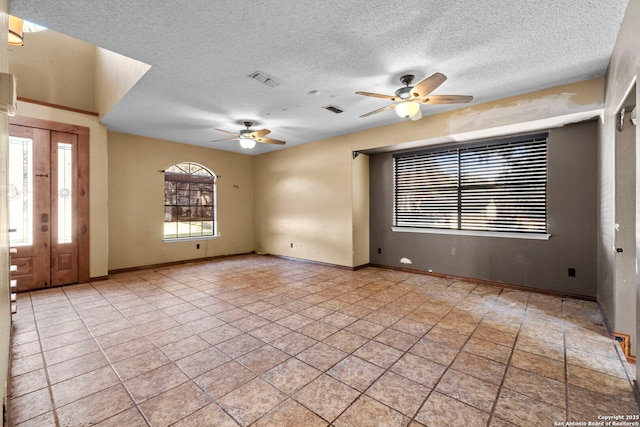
[8,117,90,291]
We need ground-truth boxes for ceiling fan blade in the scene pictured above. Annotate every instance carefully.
[360,104,396,118]
[214,128,239,136]
[419,95,474,104]
[250,128,271,138]
[410,72,447,98]
[257,137,286,145]
[409,108,423,121]
[211,137,240,143]
[355,91,397,101]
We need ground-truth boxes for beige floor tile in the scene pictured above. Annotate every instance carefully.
[435,369,500,412]
[111,349,170,381]
[215,333,264,358]
[195,360,256,399]
[9,388,53,425]
[568,364,635,402]
[298,321,340,341]
[568,384,639,420]
[374,328,420,351]
[253,399,328,427]
[451,351,507,385]
[218,378,287,425]
[333,395,408,427]
[270,331,318,356]
[493,388,565,427]
[198,323,243,345]
[175,346,231,378]
[138,381,212,426]
[9,256,638,427]
[390,353,447,388]
[390,317,434,337]
[103,337,155,364]
[296,342,347,371]
[509,349,565,382]
[262,357,321,395]
[345,319,386,338]
[47,351,110,384]
[9,369,48,398]
[294,374,359,423]
[327,355,384,392]
[249,322,292,342]
[422,325,469,350]
[365,371,430,417]
[463,337,512,364]
[415,391,490,427]
[159,334,210,361]
[503,366,566,408]
[237,345,290,375]
[171,403,239,427]
[124,363,189,403]
[94,407,149,427]
[323,312,358,328]
[353,340,403,369]
[56,384,134,427]
[12,411,57,427]
[51,365,120,407]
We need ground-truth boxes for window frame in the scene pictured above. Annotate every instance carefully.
[163,162,218,242]
[392,133,550,240]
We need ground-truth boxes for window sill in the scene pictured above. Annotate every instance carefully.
[391,227,551,241]
[163,235,218,243]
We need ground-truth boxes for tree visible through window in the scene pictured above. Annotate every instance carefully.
[394,133,548,234]
[164,162,216,239]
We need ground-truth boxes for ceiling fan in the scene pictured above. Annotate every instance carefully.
[212,121,286,149]
[356,73,473,121]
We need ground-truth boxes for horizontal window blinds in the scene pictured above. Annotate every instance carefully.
[394,133,547,234]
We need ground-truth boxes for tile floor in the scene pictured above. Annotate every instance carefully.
[7,254,639,426]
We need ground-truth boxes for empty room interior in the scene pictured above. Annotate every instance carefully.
[1,0,640,426]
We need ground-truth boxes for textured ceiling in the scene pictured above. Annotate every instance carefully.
[9,0,629,155]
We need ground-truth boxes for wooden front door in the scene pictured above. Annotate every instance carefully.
[9,124,79,291]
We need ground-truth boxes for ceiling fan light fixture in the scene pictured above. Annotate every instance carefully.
[8,15,24,46]
[395,101,420,118]
[239,137,256,149]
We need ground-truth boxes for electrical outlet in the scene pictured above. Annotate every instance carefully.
[377,248,381,254]
[568,268,576,277]
[290,243,293,248]
[196,243,200,249]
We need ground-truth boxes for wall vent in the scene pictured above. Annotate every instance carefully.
[248,71,281,87]
[323,105,343,114]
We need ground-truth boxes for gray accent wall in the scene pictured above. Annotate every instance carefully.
[369,120,598,297]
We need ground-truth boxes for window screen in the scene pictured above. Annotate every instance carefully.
[394,133,547,234]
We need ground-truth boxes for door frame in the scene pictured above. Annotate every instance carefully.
[9,116,90,285]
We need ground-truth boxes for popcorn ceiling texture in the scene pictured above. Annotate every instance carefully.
[10,0,629,154]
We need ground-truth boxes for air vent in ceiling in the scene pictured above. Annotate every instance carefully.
[248,71,282,87]
[323,105,344,114]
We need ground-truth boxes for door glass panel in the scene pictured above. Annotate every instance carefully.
[9,136,33,246]
[58,142,73,243]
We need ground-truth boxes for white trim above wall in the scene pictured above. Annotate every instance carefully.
[391,226,551,240]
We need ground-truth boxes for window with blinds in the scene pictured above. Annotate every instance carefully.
[393,133,547,234]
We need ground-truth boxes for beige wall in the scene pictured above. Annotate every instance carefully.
[255,78,603,268]
[108,132,255,271]
[8,29,96,112]
[600,0,640,366]
[15,101,109,278]
[95,48,150,120]
[1,0,11,419]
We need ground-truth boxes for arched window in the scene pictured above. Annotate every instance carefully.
[163,162,216,239]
